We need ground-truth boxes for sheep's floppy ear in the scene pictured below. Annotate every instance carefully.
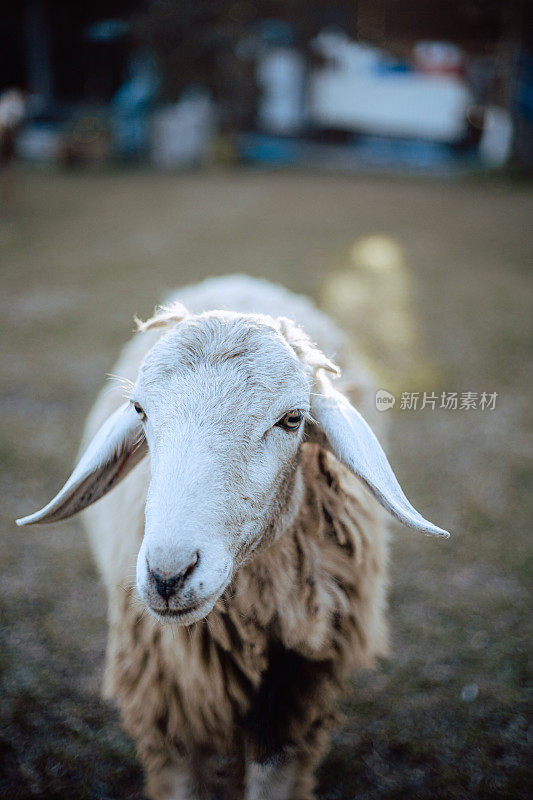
[309,373,449,538]
[16,403,147,526]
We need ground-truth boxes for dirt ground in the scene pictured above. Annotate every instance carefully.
[0,167,531,799]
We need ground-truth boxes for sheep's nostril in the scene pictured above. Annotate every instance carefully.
[151,571,176,601]
[148,551,200,601]
[181,550,200,581]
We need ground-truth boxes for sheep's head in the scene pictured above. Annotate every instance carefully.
[17,305,448,625]
[132,310,325,623]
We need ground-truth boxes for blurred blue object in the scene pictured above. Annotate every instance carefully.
[237,132,473,175]
[376,60,412,74]
[111,52,159,158]
[350,135,456,168]
[253,19,294,47]
[85,19,129,42]
[238,134,302,164]
[517,52,533,120]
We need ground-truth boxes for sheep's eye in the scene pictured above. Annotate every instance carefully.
[276,410,303,431]
[132,402,146,420]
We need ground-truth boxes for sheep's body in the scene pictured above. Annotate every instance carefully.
[82,276,389,800]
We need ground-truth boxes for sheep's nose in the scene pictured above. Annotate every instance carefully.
[148,552,200,601]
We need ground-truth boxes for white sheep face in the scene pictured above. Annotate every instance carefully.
[132,311,312,624]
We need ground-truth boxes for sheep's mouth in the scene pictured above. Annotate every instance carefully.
[147,597,216,625]
[152,603,200,619]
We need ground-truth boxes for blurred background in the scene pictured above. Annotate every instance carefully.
[1,1,531,799]
[1,0,533,172]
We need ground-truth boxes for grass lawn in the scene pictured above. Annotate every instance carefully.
[0,167,531,799]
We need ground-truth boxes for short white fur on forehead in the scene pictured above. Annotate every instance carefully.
[134,309,319,432]
[137,305,338,394]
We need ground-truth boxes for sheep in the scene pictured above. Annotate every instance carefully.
[17,275,448,800]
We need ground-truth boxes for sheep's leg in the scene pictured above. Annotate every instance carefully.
[145,757,198,800]
[146,749,244,800]
[244,758,297,800]
[244,748,323,800]
[243,642,335,800]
